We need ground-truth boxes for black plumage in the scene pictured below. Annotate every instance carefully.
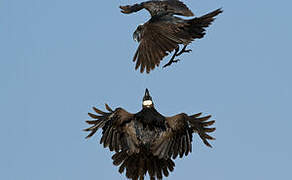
[84,89,216,180]
[120,0,223,73]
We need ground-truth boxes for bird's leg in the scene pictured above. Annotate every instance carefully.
[176,44,192,56]
[163,47,180,68]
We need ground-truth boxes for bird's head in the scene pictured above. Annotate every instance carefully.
[133,24,143,42]
[142,88,154,108]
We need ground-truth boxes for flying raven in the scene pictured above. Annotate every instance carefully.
[120,0,222,73]
[84,89,215,180]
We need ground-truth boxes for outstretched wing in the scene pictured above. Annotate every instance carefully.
[120,0,194,17]
[134,20,190,73]
[84,104,139,153]
[187,112,216,147]
[152,112,215,159]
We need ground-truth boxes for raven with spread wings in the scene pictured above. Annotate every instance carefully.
[120,0,223,73]
[84,89,215,180]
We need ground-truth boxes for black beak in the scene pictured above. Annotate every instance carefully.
[143,88,152,101]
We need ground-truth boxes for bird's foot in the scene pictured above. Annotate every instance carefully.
[163,59,180,68]
[176,48,192,56]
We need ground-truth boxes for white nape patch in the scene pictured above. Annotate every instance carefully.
[143,100,153,106]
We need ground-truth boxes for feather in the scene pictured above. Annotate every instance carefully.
[204,127,216,133]
[155,140,168,158]
[88,113,102,119]
[84,128,98,139]
[155,160,163,180]
[147,158,155,179]
[112,151,128,166]
[160,140,172,159]
[190,112,202,118]
[203,120,215,126]
[107,128,115,150]
[182,135,187,157]
[140,50,146,73]
[105,104,113,112]
[113,131,120,152]
[83,120,104,132]
[92,107,106,115]
[172,136,180,159]
[100,126,110,145]
[125,135,137,154]
[167,159,174,172]
[162,164,169,177]
[119,161,126,173]
[85,120,100,125]
[179,136,184,158]
[197,115,212,122]
[138,156,145,179]
[202,138,212,148]
[185,130,190,155]
[152,159,159,179]
[167,139,175,158]
[134,48,139,63]
[203,133,216,140]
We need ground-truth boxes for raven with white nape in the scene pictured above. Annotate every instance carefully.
[84,89,215,180]
[120,0,223,73]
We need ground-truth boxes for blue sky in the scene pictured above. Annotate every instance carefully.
[1,0,292,180]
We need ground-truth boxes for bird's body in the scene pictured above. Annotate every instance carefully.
[84,89,216,180]
[120,0,223,73]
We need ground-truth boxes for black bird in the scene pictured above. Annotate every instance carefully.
[84,89,216,180]
[120,0,223,73]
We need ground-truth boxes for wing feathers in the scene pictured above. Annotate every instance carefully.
[92,106,107,115]
[85,105,135,153]
[100,125,110,145]
[133,22,180,73]
[188,114,216,148]
[105,103,114,112]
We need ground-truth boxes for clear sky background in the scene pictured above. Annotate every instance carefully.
[1,0,292,180]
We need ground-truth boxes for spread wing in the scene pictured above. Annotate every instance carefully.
[84,104,139,154]
[152,112,215,159]
[120,0,194,17]
[134,20,189,73]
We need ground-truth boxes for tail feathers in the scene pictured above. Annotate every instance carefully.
[198,8,223,27]
[188,8,223,39]
[112,151,175,180]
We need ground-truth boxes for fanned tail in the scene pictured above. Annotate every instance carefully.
[112,151,175,180]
